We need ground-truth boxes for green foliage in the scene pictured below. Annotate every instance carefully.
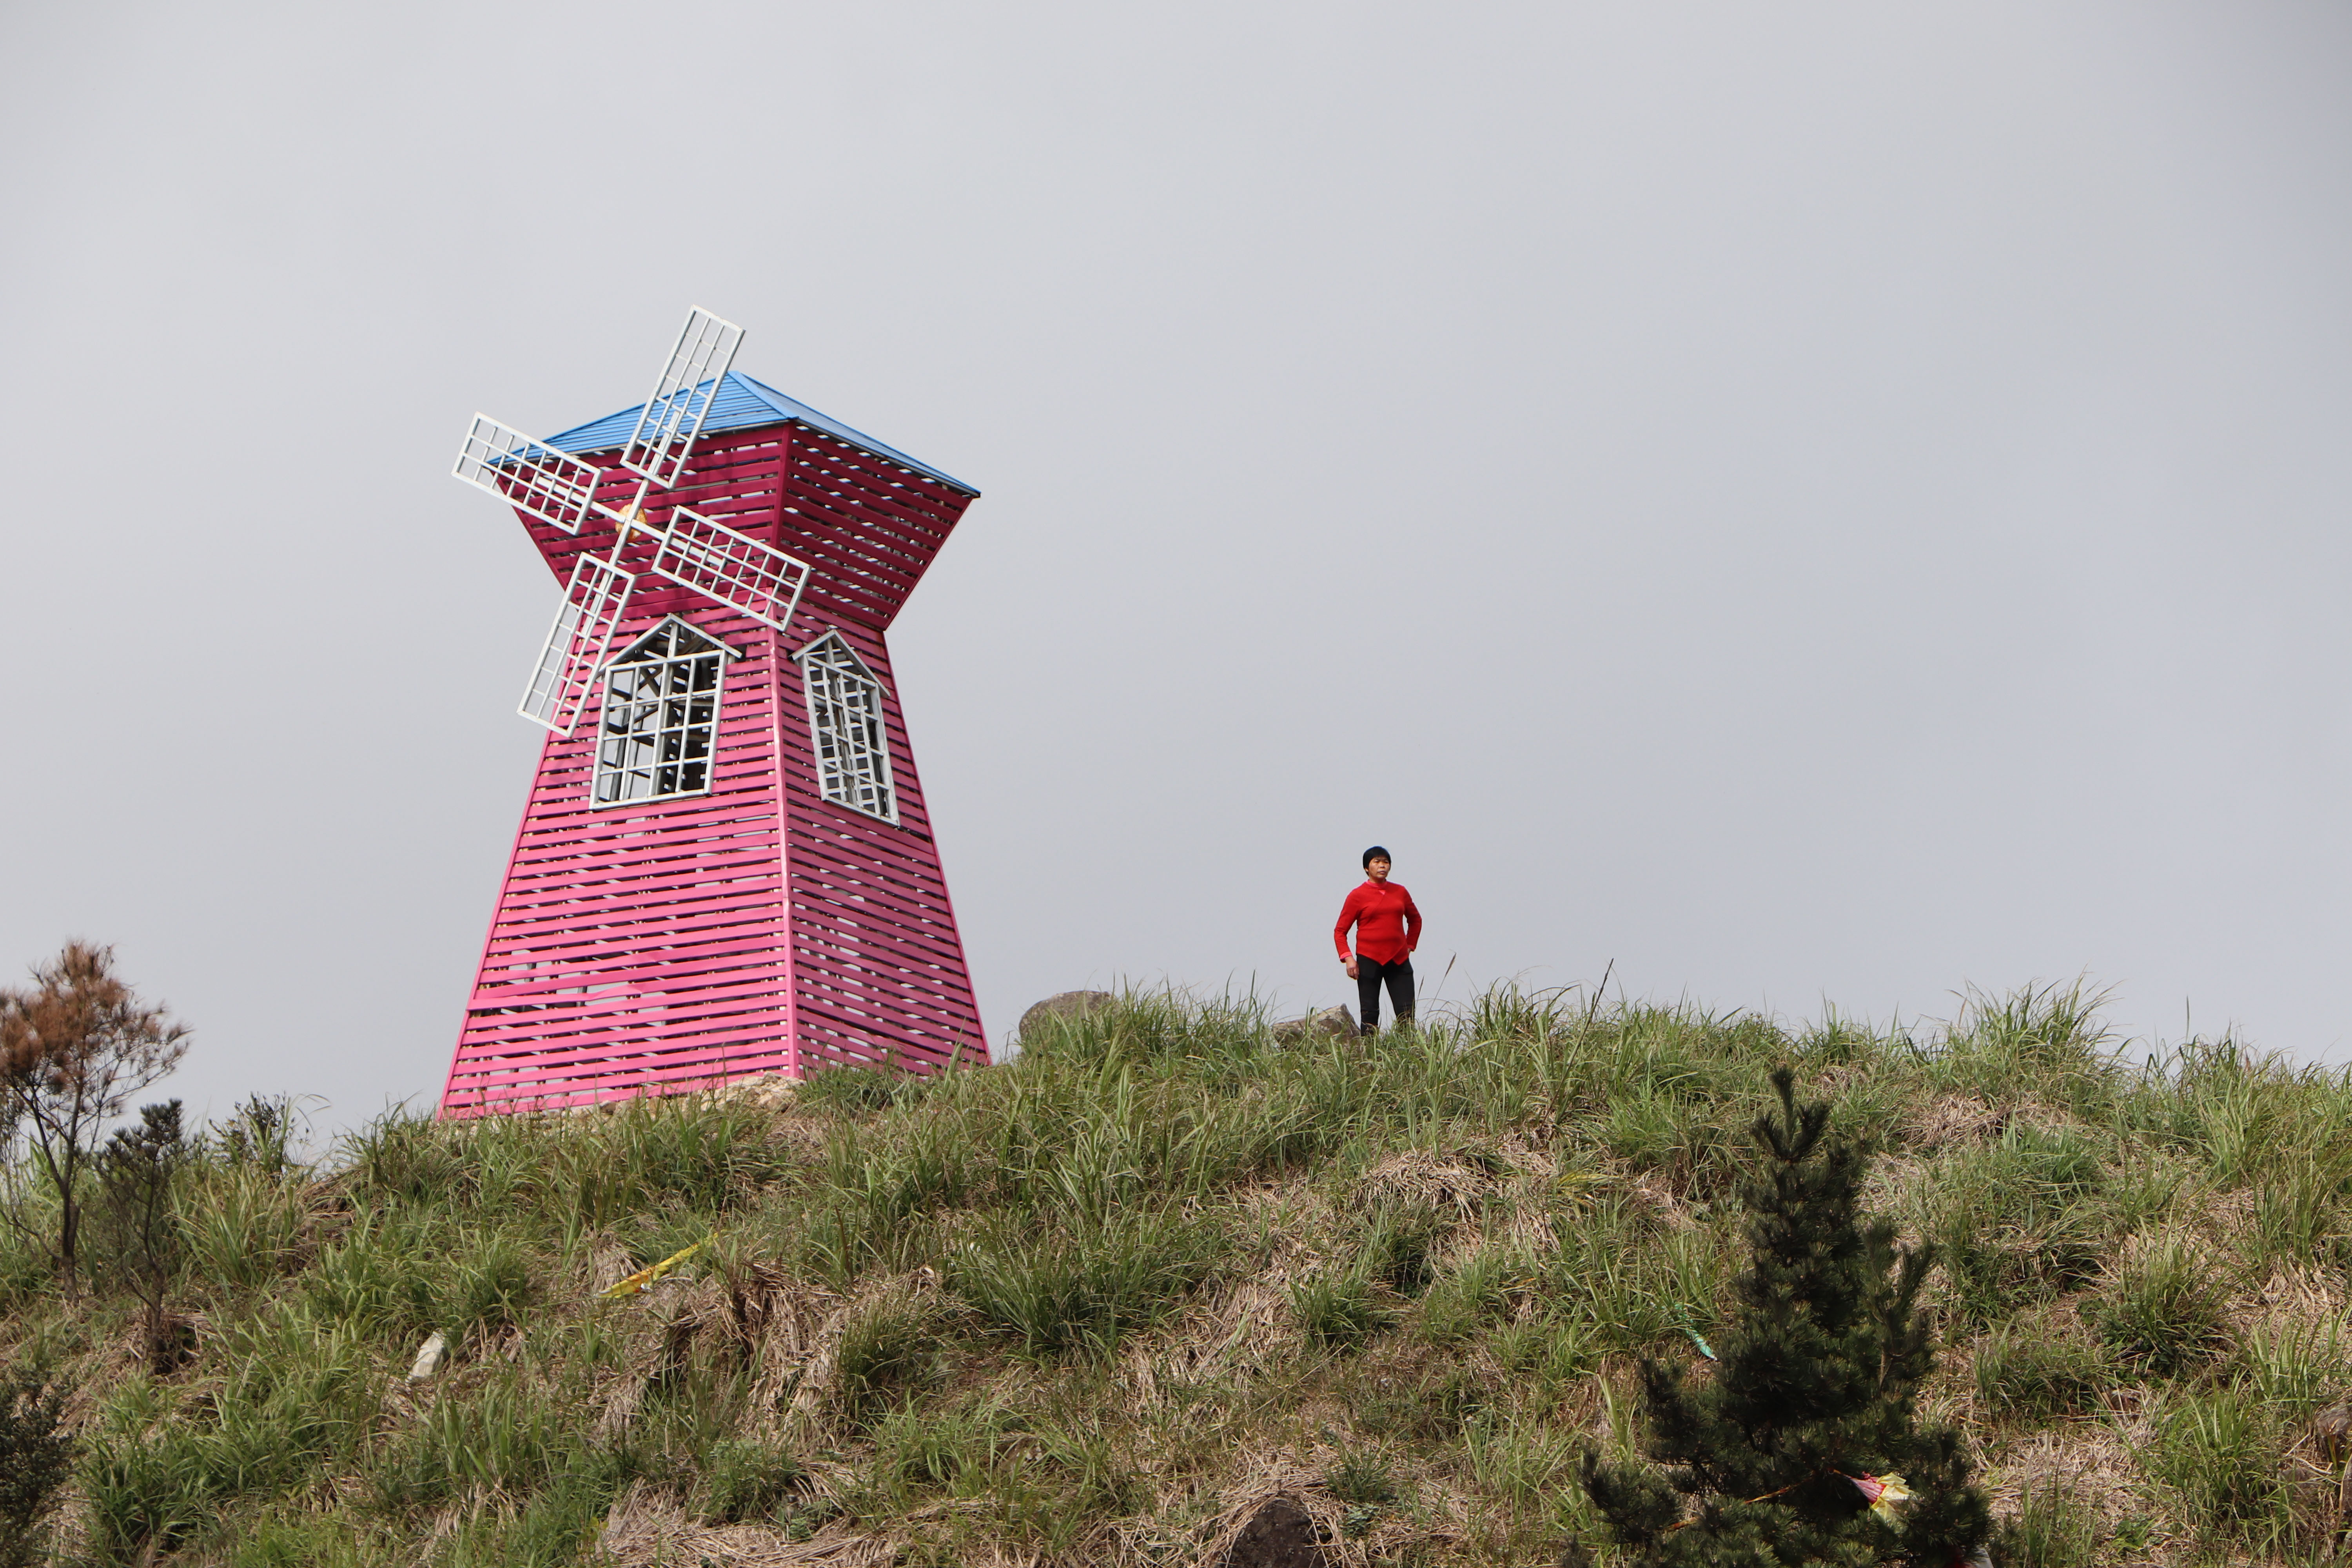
[1034,1415,1142,1517]
[84,1318,373,1559]
[800,1060,927,1115]
[339,1092,786,1224]
[1545,1197,1728,1355]
[2238,1311,2352,1415]
[181,1163,309,1294]
[1579,1071,1991,1566]
[217,1511,377,1568]
[433,1445,633,1568]
[0,1367,74,1568]
[299,1206,441,1340]
[209,1094,301,1176]
[23,981,2352,1564]
[1927,1122,2112,1327]
[1293,1265,1395,1350]
[1418,1242,1531,1345]
[950,1207,1220,1359]
[2093,1231,2232,1377]
[1489,1311,1602,1403]
[1361,1199,1448,1299]
[2001,1474,2102,1568]
[1933,980,2115,1112]
[1325,1446,1403,1505]
[339,1111,469,1207]
[2147,1385,2296,1546]
[368,1374,572,1510]
[2249,1149,2352,1266]
[1972,1315,2110,1420]
[442,1232,539,1335]
[91,1099,189,1368]
[702,1438,807,1523]
[0,942,191,1297]
[297,1213,538,1354]
[832,1296,956,1425]
[871,1397,1024,1490]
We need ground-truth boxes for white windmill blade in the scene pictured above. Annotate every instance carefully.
[519,553,635,735]
[647,506,813,633]
[620,307,745,490]
[454,416,605,535]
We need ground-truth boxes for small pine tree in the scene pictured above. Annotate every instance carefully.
[94,1099,189,1370]
[0,1368,75,1568]
[1579,1069,1993,1566]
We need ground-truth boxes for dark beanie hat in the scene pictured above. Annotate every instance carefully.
[1363,845,1391,869]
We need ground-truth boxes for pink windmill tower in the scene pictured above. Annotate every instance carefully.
[439,309,986,1115]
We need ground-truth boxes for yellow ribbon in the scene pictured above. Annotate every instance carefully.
[599,1238,710,1299]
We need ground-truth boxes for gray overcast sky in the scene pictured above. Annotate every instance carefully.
[4,2,2349,1132]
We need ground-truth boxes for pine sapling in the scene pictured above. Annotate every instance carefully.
[95,1099,189,1369]
[1579,1068,1993,1566]
[0,1368,74,1568]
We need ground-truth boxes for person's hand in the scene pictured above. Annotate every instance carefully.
[1344,958,1358,980]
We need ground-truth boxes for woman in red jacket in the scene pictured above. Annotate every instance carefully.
[1334,846,1421,1035]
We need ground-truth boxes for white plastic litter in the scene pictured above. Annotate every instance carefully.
[406,1330,448,1382]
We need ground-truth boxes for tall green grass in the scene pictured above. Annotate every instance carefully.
[10,981,2352,1562]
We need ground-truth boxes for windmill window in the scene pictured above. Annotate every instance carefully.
[799,632,897,823]
[592,619,729,807]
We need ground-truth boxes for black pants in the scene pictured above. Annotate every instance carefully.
[1356,956,1415,1033]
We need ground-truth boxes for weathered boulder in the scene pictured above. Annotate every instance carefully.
[1222,1496,1324,1568]
[1017,990,1117,1042]
[1271,1005,1356,1045]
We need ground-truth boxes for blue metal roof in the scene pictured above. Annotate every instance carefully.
[545,373,977,495]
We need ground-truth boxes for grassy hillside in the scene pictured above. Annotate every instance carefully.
[7,984,2352,1565]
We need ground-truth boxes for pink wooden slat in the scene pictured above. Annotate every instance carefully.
[452,1029,792,1086]
[478,961,796,1006]
[788,923,974,987]
[470,960,793,1010]
[457,1009,789,1063]
[789,955,971,1007]
[791,1024,962,1071]
[785,909,970,973]
[450,1053,782,1092]
[485,897,777,936]
[485,910,783,950]
[789,836,955,898]
[791,977,976,1035]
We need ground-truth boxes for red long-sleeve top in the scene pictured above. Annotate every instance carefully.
[1335,880,1421,965]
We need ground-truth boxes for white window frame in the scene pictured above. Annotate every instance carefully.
[798,631,898,824]
[590,617,733,809]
